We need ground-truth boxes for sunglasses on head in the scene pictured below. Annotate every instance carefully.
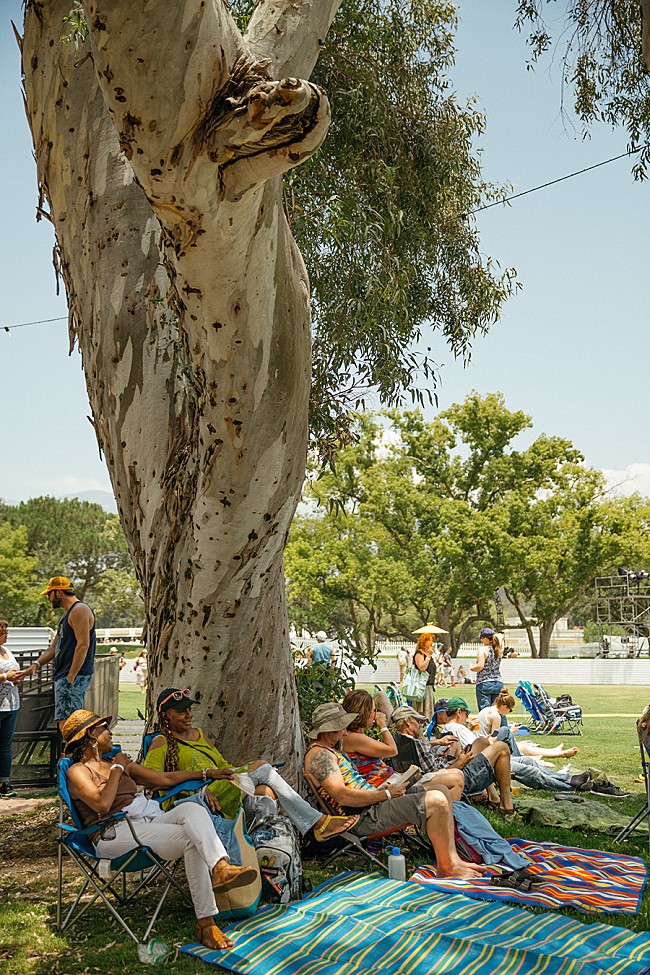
[91,722,111,736]
[158,688,192,711]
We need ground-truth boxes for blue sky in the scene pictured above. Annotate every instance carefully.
[1,0,648,505]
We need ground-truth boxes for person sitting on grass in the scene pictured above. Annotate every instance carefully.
[390,704,516,815]
[143,688,357,841]
[62,709,256,951]
[444,695,607,795]
[303,701,488,880]
[340,690,467,800]
[477,689,580,760]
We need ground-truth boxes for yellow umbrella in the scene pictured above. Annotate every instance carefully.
[412,623,448,635]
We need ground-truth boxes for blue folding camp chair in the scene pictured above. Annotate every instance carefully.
[615,718,650,853]
[57,752,203,943]
[532,683,583,736]
[515,680,549,733]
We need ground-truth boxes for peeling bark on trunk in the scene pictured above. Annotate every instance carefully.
[21,0,342,778]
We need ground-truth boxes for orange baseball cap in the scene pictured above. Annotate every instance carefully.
[41,576,74,596]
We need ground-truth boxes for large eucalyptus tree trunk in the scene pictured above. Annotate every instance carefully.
[21,0,341,776]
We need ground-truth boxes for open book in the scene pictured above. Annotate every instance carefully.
[385,765,422,789]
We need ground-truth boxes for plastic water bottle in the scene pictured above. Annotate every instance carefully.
[387,846,406,882]
[137,939,170,965]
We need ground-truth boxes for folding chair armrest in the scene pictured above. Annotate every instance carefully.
[59,810,128,835]
[154,780,205,805]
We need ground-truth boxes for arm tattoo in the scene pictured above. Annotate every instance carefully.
[309,748,337,784]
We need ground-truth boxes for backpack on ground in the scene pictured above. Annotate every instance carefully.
[249,814,303,903]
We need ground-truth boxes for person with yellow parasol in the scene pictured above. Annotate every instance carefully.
[410,624,448,721]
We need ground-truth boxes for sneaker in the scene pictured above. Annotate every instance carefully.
[569,771,592,791]
[590,783,631,798]
[0,783,17,799]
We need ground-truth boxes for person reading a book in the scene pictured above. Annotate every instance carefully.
[143,688,357,841]
[304,702,487,881]
[341,690,467,800]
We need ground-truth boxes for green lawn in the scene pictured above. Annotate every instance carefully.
[2,684,650,973]
[118,684,148,720]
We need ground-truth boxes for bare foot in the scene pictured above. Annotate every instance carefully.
[314,814,359,841]
[441,860,488,880]
[560,746,579,757]
[196,918,233,950]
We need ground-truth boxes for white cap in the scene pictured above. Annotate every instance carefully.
[316,630,327,641]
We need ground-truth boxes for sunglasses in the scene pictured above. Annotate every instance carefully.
[158,688,191,711]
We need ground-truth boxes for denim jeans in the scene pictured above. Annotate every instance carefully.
[475,680,504,711]
[494,725,522,757]
[510,756,572,792]
[0,709,19,781]
[243,763,321,835]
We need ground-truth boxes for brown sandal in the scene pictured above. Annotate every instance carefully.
[211,860,258,891]
[196,919,233,950]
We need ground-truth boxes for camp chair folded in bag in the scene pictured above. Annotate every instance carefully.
[57,755,204,943]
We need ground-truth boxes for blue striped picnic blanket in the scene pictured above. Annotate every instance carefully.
[412,838,648,914]
[181,871,650,974]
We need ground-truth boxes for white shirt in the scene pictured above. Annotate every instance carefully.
[477,706,500,736]
[444,720,477,749]
[0,646,20,712]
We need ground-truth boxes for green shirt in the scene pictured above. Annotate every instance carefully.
[143,728,243,819]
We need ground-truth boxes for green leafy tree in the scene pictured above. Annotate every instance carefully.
[21,0,514,765]
[515,2,650,176]
[0,524,40,624]
[503,485,650,657]
[0,498,135,615]
[92,567,145,628]
[286,509,414,653]
[290,395,646,658]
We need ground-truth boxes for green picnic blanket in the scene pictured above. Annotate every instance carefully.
[516,795,646,834]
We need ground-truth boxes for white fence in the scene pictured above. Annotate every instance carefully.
[6,627,54,653]
[351,655,650,687]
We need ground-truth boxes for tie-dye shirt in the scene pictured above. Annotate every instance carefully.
[345,750,393,787]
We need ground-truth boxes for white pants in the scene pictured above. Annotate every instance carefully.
[95,802,227,919]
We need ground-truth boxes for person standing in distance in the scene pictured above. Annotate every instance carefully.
[471,627,505,711]
[306,630,333,666]
[21,576,96,730]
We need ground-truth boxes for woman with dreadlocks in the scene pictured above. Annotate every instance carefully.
[62,709,257,950]
[145,688,358,839]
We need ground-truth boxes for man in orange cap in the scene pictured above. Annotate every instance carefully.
[21,576,97,729]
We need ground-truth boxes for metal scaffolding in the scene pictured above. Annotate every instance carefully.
[594,572,650,657]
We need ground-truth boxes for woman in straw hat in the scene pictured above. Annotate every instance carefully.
[62,709,257,951]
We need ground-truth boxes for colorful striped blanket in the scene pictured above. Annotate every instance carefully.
[411,838,647,914]
[181,871,650,975]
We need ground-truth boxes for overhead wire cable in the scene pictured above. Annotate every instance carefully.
[471,143,649,214]
[2,145,649,333]
[2,315,67,335]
